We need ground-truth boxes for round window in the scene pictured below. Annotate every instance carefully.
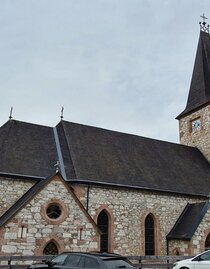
[46,204,62,219]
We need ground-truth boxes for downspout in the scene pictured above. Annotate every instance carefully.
[86,185,90,213]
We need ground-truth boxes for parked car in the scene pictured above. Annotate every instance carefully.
[172,249,210,269]
[27,252,135,269]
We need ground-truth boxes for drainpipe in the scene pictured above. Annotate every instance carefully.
[86,185,90,213]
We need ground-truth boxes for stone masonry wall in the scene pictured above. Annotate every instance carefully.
[179,105,210,162]
[0,177,34,217]
[0,176,99,255]
[74,184,206,256]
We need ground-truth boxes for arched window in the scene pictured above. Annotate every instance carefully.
[97,210,109,252]
[205,233,210,250]
[43,241,59,255]
[145,214,155,255]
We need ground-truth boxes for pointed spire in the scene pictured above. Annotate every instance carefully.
[177,25,210,119]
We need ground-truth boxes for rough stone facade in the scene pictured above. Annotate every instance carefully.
[73,184,207,256]
[0,177,34,217]
[0,175,210,256]
[179,105,210,162]
[0,175,99,255]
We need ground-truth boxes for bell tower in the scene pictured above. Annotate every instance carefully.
[176,15,210,162]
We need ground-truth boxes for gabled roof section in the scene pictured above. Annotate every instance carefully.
[0,173,100,233]
[57,120,210,196]
[0,119,57,178]
[166,202,209,240]
[177,31,210,119]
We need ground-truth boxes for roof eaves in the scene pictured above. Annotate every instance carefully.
[0,172,45,181]
[176,101,210,120]
[67,179,209,198]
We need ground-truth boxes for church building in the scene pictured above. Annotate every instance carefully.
[0,22,210,257]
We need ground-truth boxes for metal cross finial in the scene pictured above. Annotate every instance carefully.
[199,13,209,34]
[9,106,13,120]
[60,106,64,120]
[200,13,208,23]
[54,160,60,173]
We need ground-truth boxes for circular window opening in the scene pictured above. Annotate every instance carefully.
[46,204,62,219]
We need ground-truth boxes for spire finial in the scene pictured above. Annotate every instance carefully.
[60,106,64,120]
[199,13,209,34]
[9,106,13,120]
[54,160,60,173]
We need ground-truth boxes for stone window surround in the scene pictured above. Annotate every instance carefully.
[141,210,161,255]
[35,236,64,255]
[94,205,114,253]
[40,199,68,225]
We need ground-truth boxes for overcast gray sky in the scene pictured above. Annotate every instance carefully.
[1,0,210,143]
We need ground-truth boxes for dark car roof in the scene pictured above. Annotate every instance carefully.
[61,252,122,258]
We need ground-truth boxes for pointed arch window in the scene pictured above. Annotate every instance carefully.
[97,210,109,252]
[205,233,210,250]
[145,214,155,255]
[43,241,59,255]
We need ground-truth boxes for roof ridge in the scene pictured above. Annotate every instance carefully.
[57,121,77,179]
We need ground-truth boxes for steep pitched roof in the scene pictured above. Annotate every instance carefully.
[0,120,57,178]
[0,119,210,196]
[177,31,210,119]
[166,202,209,240]
[58,120,210,196]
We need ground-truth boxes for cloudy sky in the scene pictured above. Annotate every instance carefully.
[1,0,210,143]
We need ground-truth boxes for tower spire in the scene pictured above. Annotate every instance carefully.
[177,18,210,119]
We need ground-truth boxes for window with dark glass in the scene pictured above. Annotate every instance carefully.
[145,214,155,255]
[64,254,81,266]
[205,233,210,250]
[46,204,62,219]
[51,254,68,265]
[43,241,59,255]
[97,210,109,252]
[84,257,99,268]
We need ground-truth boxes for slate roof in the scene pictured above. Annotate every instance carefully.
[0,120,57,178]
[166,202,209,240]
[0,119,210,197]
[177,31,210,119]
